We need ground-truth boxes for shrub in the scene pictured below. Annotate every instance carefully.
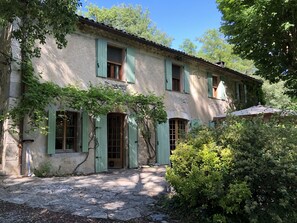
[166,116,297,222]
[34,161,52,177]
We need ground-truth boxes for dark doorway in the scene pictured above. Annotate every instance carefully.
[107,113,125,168]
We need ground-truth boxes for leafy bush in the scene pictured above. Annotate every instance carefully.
[34,161,52,177]
[166,116,297,222]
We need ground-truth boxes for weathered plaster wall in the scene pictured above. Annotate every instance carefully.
[6,26,256,175]
[29,31,236,173]
[0,25,23,175]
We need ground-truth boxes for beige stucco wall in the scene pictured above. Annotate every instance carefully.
[0,25,23,175]
[2,26,257,175]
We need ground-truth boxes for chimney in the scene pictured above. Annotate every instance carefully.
[216,61,225,68]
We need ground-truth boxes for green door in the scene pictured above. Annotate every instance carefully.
[156,120,170,165]
[128,116,138,168]
[95,115,107,172]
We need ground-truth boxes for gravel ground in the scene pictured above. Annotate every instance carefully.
[0,200,151,223]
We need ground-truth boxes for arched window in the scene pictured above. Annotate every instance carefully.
[169,118,188,151]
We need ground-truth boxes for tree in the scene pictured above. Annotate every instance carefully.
[196,29,255,75]
[178,38,197,56]
[0,0,80,60]
[85,4,173,47]
[216,0,297,97]
[262,80,292,108]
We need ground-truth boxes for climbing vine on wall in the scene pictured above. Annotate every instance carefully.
[0,1,168,169]
[4,60,167,135]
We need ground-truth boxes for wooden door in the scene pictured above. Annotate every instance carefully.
[107,113,124,168]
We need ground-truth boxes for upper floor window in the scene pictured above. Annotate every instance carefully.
[107,45,124,81]
[56,111,78,152]
[165,59,190,94]
[207,72,226,100]
[235,82,247,103]
[212,75,219,98]
[172,64,181,92]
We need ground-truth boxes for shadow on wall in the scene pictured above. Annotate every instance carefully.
[34,34,97,89]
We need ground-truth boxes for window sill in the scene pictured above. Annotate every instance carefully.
[55,149,78,154]
[208,97,226,101]
[167,90,190,95]
[106,77,126,83]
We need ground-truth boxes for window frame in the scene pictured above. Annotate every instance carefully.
[55,111,79,153]
[172,64,182,92]
[212,75,220,98]
[169,118,188,151]
[107,45,124,81]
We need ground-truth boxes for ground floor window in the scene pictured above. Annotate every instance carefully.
[169,118,187,151]
[55,111,78,152]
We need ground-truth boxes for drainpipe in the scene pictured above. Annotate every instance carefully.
[22,139,34,176]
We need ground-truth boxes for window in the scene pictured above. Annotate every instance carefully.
[169,118,187,151]
[235,82,247,103]
[165,60,190,93]
[55,111,78,152]
[172,64,181,92]
[212,76,219,98]
[107,45,123,80]
[207,73,225,99]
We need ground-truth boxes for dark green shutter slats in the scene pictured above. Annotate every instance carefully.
[96,38,107,77]
[126,47,135,83]
[244,84,247,103]
[207,72,213,97]
[95,115,108,172]
[81,111,89,153]
[190,119,200,129]
[156,120,170,165]
[47,107,56,155]
[235,82,240,100]
[128,116,138,168]
[209,121,215,128]
[165,59,172,90]
[219,76,227,100]
[184,65,190,94]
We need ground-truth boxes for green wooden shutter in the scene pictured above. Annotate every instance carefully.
[165,59,172,90]
[128,116,138,168]
[219,76,227,100]
[47,107,56,155]
[126,47,135,83]
[235,82,240,100]
[95,115,107,172]
[81,111,89,153]
[207,72,213,97]
[190,119,200,130]
[244,84,247,103]
[209,121,215,128]
[184,65,190,94]
[156,120,170,165]
[96,38,107,77]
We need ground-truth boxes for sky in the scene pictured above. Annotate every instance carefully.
[81,0,222,50]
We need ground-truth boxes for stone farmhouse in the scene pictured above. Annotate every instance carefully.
[0,16,262,175]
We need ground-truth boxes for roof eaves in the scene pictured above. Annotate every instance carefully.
[78,16,262,84]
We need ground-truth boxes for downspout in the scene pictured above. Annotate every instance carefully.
[22,139,34,176]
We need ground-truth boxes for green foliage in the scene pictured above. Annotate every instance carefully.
[262,79,292,109]
[179,29,255,75]
[0,0,80,58]
[85,3,173,47]
[34,161,52,177]
[196,29,256,75]
[216,0,297,96]
[6,61,167,134]
[178,38,197,56]
[166,117,297,222]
